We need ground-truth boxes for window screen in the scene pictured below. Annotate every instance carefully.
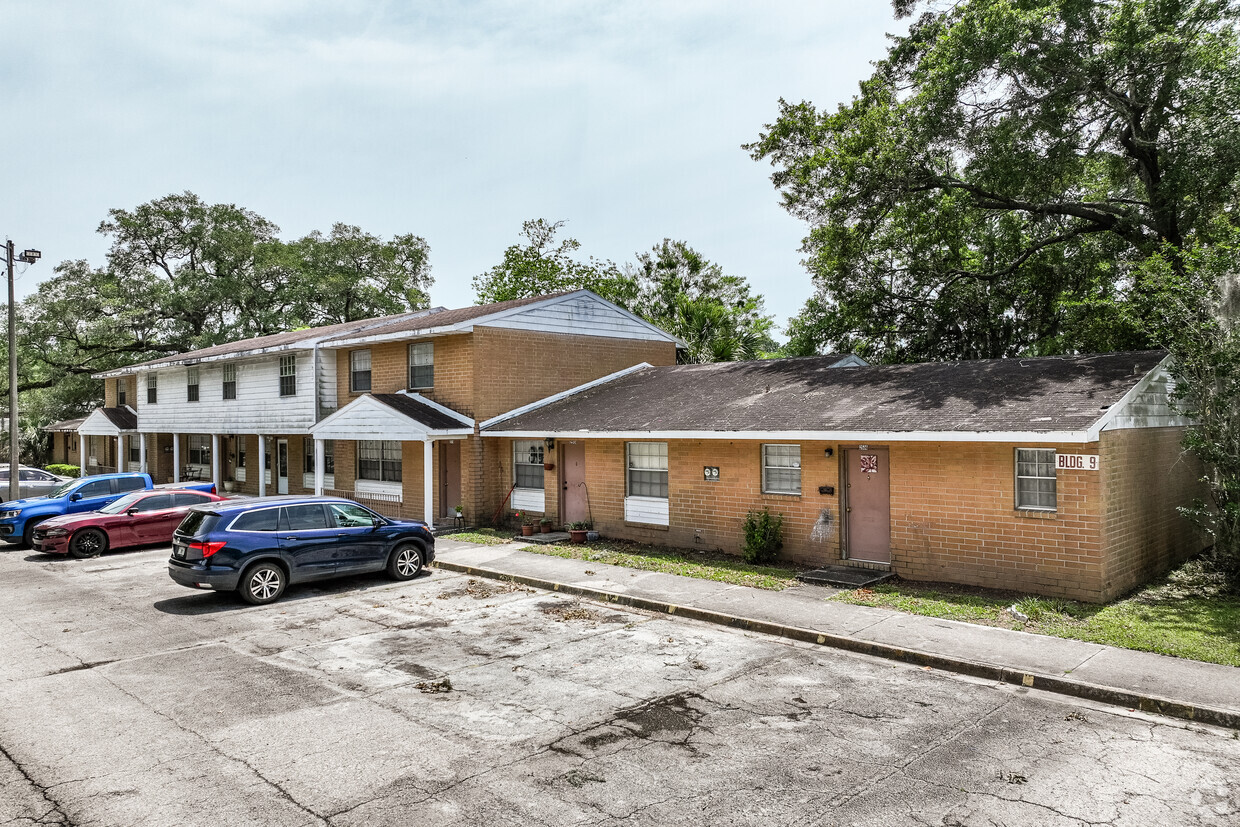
[350,350,372,392]
[279,355,296,397]
[762,445,802,495]
[1015,448,1057,510]
[409,342,433,389]
[626,442,668,499]
[358,440,402,482]
[514,440,545,489]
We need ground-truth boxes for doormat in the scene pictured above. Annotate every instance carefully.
[797,566,893,588]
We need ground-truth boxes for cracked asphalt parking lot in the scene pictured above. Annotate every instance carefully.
[1,543,1237,827]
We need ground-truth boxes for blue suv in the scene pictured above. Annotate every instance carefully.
[167,496,435,605]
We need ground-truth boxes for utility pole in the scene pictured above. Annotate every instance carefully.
[5,240,40,502]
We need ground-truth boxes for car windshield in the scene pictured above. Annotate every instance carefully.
[46,479,81,500]
[99,492,146,515]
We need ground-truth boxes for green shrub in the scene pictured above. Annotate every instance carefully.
[45,464,81,479]
[742,508,783,563]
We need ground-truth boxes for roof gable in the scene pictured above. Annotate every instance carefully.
[312,393,473,441]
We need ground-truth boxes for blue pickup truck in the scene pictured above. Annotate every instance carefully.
[0,472,217,547]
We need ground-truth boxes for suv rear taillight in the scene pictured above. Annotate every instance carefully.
[188,540,226,560]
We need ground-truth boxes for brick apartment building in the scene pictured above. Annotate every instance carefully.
[74,291,1205,602]
[480,351,1205,602]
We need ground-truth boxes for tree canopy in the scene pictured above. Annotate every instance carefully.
[474,221,776,363]
[11,192,434,420]
[749,0,1240,361]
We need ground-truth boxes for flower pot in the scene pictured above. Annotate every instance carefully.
[521,524,535,537]
[543,462,555,471]
[540,523,552,533]
[222,480,237,493]
[569,529,588,543]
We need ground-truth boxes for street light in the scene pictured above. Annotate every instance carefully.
[5,240,40,503]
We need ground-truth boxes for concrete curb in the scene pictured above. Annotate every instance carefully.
[433,559,1240,730]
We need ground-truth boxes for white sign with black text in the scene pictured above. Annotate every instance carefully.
[1056,454,1100,471]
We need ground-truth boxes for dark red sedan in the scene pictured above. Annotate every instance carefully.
[32,489,228,558]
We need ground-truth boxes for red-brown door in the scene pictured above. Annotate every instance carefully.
[844,447,891,564]
[439,441,461,518]
[561,442,588,524]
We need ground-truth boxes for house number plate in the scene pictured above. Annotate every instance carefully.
[1056,454,1100,471]
[703,466,720,481]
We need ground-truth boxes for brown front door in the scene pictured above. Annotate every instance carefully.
[844,447,891,564]
[561,442,588,524]
[439,441,461,517]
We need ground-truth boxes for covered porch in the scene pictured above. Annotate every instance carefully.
[311,392,474,525]
[76,407,141,476]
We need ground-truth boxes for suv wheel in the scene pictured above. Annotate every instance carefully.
[239,563,286,605]
[387,543,423,581]
[68,528,108,559]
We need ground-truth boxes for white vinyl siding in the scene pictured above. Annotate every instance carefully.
[135,355,324,435]
[483,294,676,342]
[1015,448,1057,511]
[625,442,669,526]
[762,444,802,495]
[409,342,433,389]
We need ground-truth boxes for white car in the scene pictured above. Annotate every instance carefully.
[0,466,72,500]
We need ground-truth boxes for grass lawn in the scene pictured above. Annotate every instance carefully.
[521,538,803,591]
[444,528,516,546]
[831,556,1240,667]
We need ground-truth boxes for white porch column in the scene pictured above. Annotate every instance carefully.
[172,435,180,483]
[210,434,221,490]
[117,435,125,473]
[423,438,434,525]
[314,438,325,496]
[79,436,86,476]
[138,433,147,473]
[258,434,267,497]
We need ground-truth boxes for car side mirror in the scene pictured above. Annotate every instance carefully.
[127,507,139,516]
[69,492,82,502]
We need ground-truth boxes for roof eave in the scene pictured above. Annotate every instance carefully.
[480,428,1099,443]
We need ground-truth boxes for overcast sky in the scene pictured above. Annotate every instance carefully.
[4,1,905,338]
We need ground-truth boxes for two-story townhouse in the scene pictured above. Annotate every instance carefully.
[309,291,680,524]
[85,291,680,525]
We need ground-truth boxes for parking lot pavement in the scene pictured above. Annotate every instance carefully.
[1,543,1238,826]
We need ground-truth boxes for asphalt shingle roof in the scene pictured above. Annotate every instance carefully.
[371,394,472,431]
[99,407,137,430]
[485,351,1167,435]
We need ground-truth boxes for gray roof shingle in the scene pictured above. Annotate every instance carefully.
[371,394,472,431]
[484,351,1167,435]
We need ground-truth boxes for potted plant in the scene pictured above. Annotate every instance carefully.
[515,511,534,536]
[222,477,237,494]
[454,504,463,519]
[539,517,553,534]
[567,521,590,543]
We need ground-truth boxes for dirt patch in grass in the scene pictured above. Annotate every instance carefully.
[833,557,1240,667]
[445,528,514,545]
[522,538,803,591]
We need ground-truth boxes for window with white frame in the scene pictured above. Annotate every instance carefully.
[305,439,335,476]
[626,442,668,498]
[1015,448,1057,511]
[128,440,141,463]
[358,440,401,482]
[514,440,545,489]
[350,350,372,392]
[188,435,211,466]
[186,366,200,402]
[222,364,236,400]
[409,342,433,389]
[279,355,296,397]
[762,445,802,495]
[146,373,158,404]
[235,436,247,482]
[117,380,127,407]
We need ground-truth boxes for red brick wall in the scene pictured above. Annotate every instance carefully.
[1100,427,1207,599]
[483,436,1163,602]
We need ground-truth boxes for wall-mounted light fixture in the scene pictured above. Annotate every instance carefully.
[545,437,556,450]
[824,448,834,457]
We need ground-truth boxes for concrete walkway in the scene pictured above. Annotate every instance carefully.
[434,538,1240,729]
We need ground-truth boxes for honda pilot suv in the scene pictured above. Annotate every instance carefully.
[167,496,435,604]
